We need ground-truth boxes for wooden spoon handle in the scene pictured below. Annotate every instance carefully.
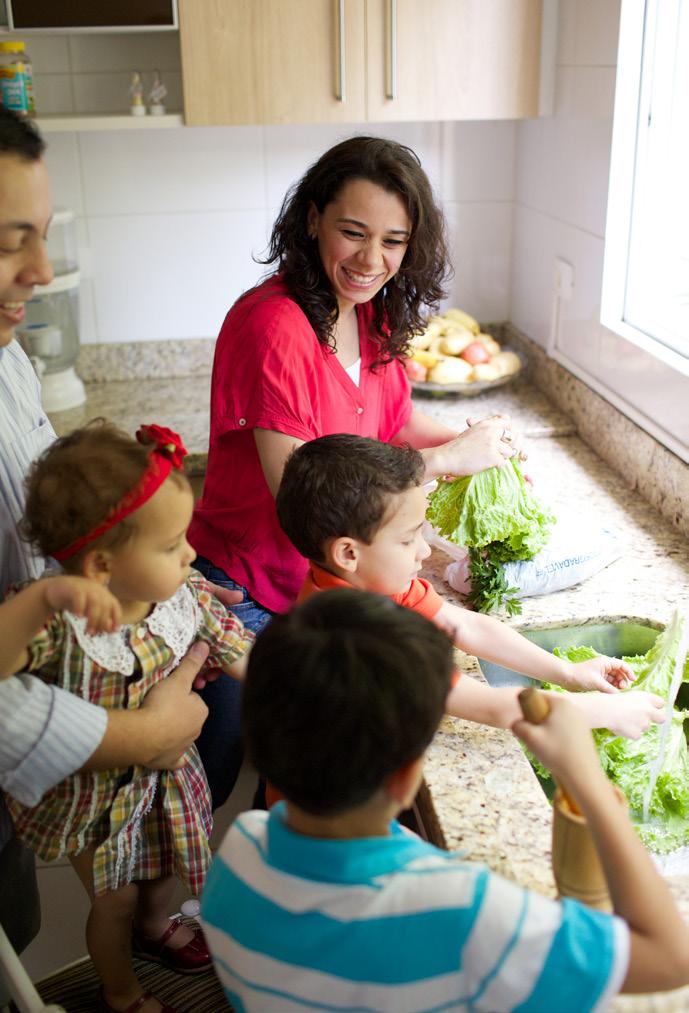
[518,687,582,816]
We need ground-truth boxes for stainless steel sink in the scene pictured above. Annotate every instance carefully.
[478,619,662,689]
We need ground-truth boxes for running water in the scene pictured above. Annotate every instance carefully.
[642,612,689,824]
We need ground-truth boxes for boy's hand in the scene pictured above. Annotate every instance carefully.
[560,655,635,693]
[512,694,603,785]
[42,575,121,635]
[592,690,666,739]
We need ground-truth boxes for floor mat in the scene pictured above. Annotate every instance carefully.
[26,954,232,1013]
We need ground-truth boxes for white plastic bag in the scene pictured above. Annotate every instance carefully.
[438,521,625,601]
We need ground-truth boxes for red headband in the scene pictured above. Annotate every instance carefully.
[52,424,188,563]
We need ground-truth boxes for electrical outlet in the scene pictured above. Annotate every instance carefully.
[554,257,574,301]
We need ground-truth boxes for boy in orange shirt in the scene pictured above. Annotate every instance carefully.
[276,434,664,738]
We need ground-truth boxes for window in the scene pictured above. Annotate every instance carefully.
[602,0,689,374]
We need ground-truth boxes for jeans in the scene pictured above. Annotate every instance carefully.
[192,556,273,810]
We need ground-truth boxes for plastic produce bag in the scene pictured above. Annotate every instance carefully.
[438,522,625,601]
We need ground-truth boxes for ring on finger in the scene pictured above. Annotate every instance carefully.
[501,428,513,443]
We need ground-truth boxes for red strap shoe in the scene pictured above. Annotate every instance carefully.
[98,987,179,1013]
[132,917,212,975]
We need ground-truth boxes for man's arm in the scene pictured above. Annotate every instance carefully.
[1,642,212,806]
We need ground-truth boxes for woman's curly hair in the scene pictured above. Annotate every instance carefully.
[259,135,452,363]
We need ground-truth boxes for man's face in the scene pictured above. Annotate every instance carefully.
[0,154,53,347]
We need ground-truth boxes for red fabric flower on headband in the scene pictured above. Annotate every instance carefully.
[136,424,188,469]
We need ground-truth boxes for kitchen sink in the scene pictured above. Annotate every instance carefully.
[479,619,665,801]
[478,619,663,690]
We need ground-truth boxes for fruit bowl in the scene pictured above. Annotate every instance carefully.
[410,347,525,398]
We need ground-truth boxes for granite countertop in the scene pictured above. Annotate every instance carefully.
[49,373,689,1009]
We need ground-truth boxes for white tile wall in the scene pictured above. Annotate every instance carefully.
[36,64,516,344]
[512,1,622,352]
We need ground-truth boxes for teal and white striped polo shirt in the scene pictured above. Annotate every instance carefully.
[202,803,628,1012]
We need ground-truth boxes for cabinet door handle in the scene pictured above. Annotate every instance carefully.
[335,0,346,102]
[386,0,397,100]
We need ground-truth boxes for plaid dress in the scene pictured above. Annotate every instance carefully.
[7,571,254,897]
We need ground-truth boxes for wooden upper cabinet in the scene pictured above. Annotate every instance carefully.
[179,0,366,125]
[365,0,542,122]
[179,0,542,126]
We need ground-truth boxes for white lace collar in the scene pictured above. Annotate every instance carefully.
[65,581,199,676]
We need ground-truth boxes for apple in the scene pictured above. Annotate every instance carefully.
[404,358,428,382]
[460,341,491,366]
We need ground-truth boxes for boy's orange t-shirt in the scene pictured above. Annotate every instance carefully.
[297,562,444,619]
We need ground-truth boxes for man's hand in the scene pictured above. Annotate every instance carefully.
[140,640,211,768]
[42,575,121,635]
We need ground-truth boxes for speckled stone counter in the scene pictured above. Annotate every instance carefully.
[421,432,689,1012]
[48,371,689,1009]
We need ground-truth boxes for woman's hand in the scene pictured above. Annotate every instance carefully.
[424,415,526,479]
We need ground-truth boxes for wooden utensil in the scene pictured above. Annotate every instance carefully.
[518,687,582,815]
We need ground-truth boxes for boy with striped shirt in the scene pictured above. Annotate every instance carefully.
[202,589,689,1011]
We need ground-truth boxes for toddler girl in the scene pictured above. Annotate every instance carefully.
[6,420,253,1013]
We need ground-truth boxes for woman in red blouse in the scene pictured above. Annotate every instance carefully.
[189,135,521,807]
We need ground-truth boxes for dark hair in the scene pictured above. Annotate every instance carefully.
[22,419,189,570]
[0,107,44,161]
[243,588,453,814]
[276,434,425,562]
[260,135,451,361]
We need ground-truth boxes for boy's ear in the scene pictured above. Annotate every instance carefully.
[383,755,425,810]
[329,536,360,574]
[82,548,113,585]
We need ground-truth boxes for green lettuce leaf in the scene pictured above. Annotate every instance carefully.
[426,459,555,561]
[426,459,555,613]
[528,612,689,854]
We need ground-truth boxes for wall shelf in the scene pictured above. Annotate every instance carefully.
[36,113,184,132]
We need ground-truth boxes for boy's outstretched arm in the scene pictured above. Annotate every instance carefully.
[514,696,689,994]
[445,675,522,728]
[435,599,634,691]
[1,575,121,679]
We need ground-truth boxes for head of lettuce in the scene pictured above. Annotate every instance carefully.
[426,459,555,613]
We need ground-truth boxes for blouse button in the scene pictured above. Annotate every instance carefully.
[238,418,247,427]
[356,407,363,415]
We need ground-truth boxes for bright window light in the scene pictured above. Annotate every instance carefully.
[603,0,689,372]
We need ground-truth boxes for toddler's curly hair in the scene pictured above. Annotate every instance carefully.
[22,419,189,572]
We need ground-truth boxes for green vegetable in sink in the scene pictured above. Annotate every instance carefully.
[530,612,689,855]
[425,458,555,615]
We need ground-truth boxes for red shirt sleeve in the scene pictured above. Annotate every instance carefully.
[212,287,324,443]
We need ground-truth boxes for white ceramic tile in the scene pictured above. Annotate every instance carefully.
[557,0,621,67]
[443,201,512,323]
[510,204,558,345]
[555,66,616,119]
[22,33,71,73]
[79,125,264,216]
[440,121,516,203]
[71,70,182,115]
[510,203,605,370]
[88,209,266,342]
[67,31,180,73]
[42,131,83,213]
[33,73,74,116]
[515,99,613,237]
